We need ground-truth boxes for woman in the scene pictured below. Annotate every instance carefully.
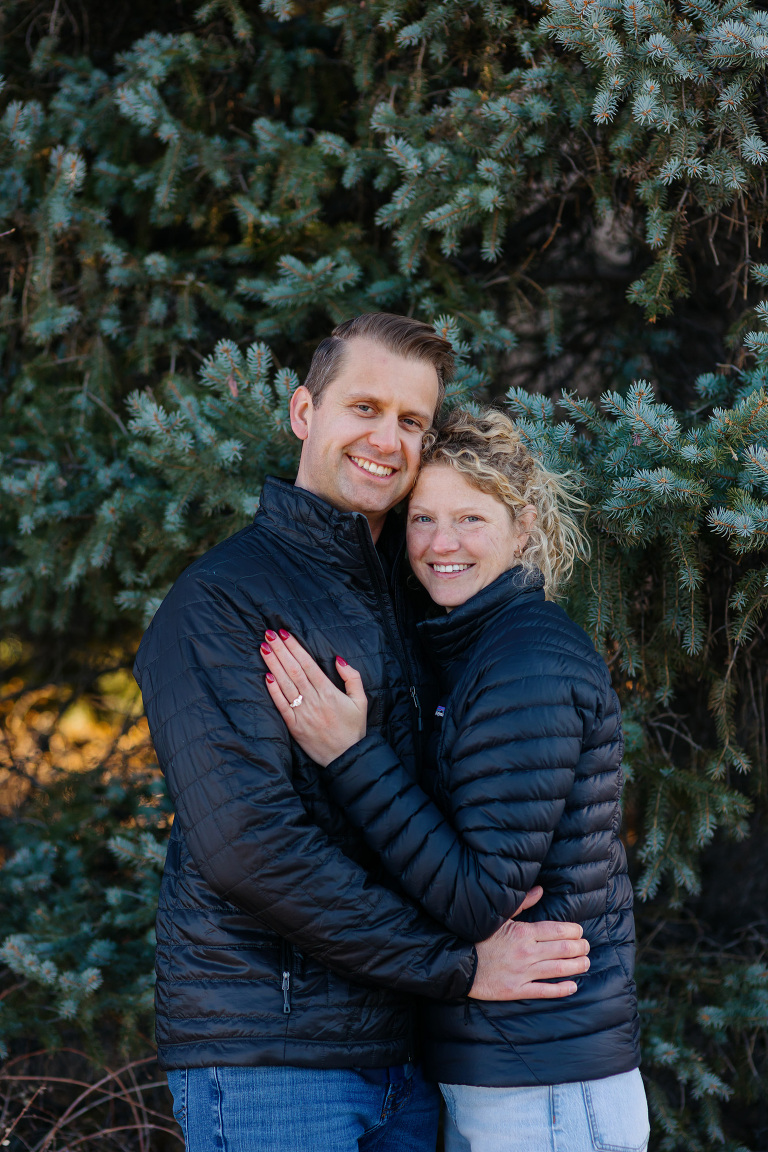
[260,408,648,1152]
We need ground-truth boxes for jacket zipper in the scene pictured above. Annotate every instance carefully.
[281,941,292,1014]
[356,518,422,734]
[410,685,422,732]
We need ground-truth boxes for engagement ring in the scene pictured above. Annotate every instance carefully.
[289,695,303,708]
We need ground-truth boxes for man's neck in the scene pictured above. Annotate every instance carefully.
[365,513,385,545]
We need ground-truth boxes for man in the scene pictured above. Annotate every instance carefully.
[134,313,590,1152]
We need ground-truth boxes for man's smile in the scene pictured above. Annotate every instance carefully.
[347,454,398,478]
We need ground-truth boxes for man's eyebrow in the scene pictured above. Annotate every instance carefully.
[345,393,433,422]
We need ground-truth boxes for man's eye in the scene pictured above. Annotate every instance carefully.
[356,404,373,413]
[463,516,482,523]
[402,418,423,429]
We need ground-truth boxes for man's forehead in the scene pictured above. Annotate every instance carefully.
[340,341,434,377]
[330,341,438,412]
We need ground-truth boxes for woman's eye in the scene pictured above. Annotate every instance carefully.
[463,516,481,523]
[412,515,432,524]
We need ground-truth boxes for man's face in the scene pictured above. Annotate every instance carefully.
[291,338,439,537]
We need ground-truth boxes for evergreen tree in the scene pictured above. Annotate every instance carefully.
[2,3,768,1148]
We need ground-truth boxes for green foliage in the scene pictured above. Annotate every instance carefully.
[1,2,768,1148]
[546,0,768,317]
[0,764,169,1058]
[5,0,768,632]
[641,930,768,1152]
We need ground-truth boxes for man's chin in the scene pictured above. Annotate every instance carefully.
[338,478,409,517]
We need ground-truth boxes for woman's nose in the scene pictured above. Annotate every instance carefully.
[431,529,461,554]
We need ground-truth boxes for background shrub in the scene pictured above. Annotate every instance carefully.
[1,2,768,1148]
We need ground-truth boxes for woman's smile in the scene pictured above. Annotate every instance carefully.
[428,561,474,575]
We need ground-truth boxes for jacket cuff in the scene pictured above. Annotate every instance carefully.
[409,938,477,1001]
[324,731,389,778]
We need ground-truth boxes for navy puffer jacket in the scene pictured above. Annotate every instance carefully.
[133,478,475,1072]
[323,567,641,1086]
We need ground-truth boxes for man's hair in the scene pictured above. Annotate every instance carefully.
[303,313,454,413]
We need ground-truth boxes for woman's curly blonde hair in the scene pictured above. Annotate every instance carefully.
[419,406,589,598]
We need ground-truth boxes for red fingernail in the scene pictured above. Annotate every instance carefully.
[265,672,275,683]
[279,629,290,640]
[335,655,348,666]
[265,629,277,641]
[261,643,272,655]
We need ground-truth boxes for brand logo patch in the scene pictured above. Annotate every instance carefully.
[435,705,446,718]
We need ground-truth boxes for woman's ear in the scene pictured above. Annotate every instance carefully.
[514,504,537,553]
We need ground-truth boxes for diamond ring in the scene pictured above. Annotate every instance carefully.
[289,695,303,708]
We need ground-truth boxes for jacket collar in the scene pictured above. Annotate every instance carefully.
[418,566,545,665]
[255,475,400,583]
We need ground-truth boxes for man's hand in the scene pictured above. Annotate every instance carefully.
[469,887,590,1001]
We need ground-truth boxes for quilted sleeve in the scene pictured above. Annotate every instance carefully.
[134,572,475,999]
[323,650,589,942]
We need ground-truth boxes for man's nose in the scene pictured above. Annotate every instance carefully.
[367,416,400,456]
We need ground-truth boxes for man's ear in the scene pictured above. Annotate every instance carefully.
[290,385,314,442]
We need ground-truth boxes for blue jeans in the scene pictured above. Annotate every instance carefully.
[441,1068,649,1152]
[166,1064,439,1152]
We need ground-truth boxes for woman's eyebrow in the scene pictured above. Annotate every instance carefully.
[411,505,484,516]
[409,505,484,516]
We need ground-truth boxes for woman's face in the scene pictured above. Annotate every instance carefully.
[407,464,535,610]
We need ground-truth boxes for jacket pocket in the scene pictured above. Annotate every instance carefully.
[583,1069,649,1151]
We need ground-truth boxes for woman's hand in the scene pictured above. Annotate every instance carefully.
[260,629,368,766]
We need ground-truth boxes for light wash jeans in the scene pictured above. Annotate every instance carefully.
[440,1068,649,1152]
[166,1063,439,1152]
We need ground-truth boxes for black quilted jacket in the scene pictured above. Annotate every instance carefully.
[323,567,641,1086]
[133,477,475,1071]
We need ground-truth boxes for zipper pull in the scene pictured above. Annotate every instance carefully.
[410,686,422,731]
[282,971,291,1014]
